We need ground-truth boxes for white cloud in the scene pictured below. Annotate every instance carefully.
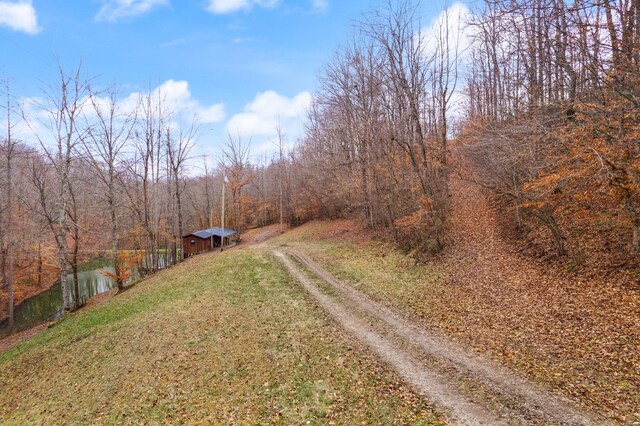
[0,0,40,35]
[95,0,169,22]
[419,2,474,62]
[10,80,224,151]
[206,0,280,14]
[118,79,226,124]
[417,2,475,120]
[226,90,311,137]
[0,82,213,158]
[197,103,226,124]
[207,0,248,13]
[311,0,328,13]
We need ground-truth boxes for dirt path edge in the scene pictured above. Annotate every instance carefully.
[273,248,604,426]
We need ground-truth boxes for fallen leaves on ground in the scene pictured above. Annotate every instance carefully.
[278,172,639,423]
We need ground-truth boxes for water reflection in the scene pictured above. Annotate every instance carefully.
[0,254,167,337]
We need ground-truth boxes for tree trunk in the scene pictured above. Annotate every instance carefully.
[175,180,184,261]
[5,93,15,331]
[37,242,42,288]
[72,232,80,309]
[72,262,79,309]
[70,185,81,309]
[110,187,123,291]
[58,221,70,312]
[5,200,14,334]
[625,195,640,253]
[537,208,566,256]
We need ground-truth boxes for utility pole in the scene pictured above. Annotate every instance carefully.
[209,200,213,251]
[279,154,283,234]
[276,119,285,234]
[220,173,225,252]
[5,82,15,331]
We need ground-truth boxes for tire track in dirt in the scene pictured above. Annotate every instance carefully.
[273,249,602,426]
[273,250,504,426]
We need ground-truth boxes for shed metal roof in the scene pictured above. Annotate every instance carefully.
[186,227,236,239]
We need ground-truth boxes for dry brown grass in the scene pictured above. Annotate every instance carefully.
[0,248,443,425]
[274,183,639,424]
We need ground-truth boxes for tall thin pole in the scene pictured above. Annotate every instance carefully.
[209,199,213,251]
[6,83,15,331]
[279,161,283,234]
[220,174,225,252]
[205,156,213,252]
[276,119,285,234]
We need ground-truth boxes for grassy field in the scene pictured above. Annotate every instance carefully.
[0,247,443,425]
[273,220,640,424]
[274,222,447,318]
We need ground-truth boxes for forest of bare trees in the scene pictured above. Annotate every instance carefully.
[291,0,639,263]
[2,0,639,331]
[0,65,295,330]
[463,0,640,259]
[287,0,460,254]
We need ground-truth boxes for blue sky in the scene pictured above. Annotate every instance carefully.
[0,0,463,161]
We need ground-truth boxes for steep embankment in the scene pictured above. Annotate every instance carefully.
[273,169,639,423]
[0,249,443,424]
[441,158,639,423]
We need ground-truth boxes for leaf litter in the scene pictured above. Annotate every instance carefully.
[273,169,639,424]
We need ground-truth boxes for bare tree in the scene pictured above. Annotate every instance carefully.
[166,121,196,262]
[292,0,462,255]
[222,133,252,239]
[124,89,167,274]
[275,120,286,233]
[1,82,17,330]
[84,87,135,290]
[25,64,90,312]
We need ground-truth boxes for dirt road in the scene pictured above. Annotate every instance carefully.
[273,248,603,426]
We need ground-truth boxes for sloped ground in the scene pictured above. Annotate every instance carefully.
[274,248,599,425]
[439,166,639,424]
[2,165,637,424]
[243,223,288,245]
[273,176,639,423]
[0,249,443,424]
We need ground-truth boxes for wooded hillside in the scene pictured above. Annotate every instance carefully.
[462,0,640,270]
[2,0,639,331]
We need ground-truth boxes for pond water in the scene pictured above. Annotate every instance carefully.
[0,254,167,337]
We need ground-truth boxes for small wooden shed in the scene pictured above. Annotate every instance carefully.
[182,227,237,257]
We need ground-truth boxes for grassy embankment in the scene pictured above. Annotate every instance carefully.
[274,222,447,318]
[273,220,639,424]
[0,247,443,425]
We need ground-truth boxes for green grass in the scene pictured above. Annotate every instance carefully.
[0,247,443,425]
[275,224,447,320]
[275,221,640,423]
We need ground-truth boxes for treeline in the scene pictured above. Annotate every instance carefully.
[290,0,640,262]
[3,0,639,330]
[291,0,457,254]
[463,0,640,258]
[0,70,296,330]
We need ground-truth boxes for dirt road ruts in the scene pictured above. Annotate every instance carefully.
[273,249,602,426]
